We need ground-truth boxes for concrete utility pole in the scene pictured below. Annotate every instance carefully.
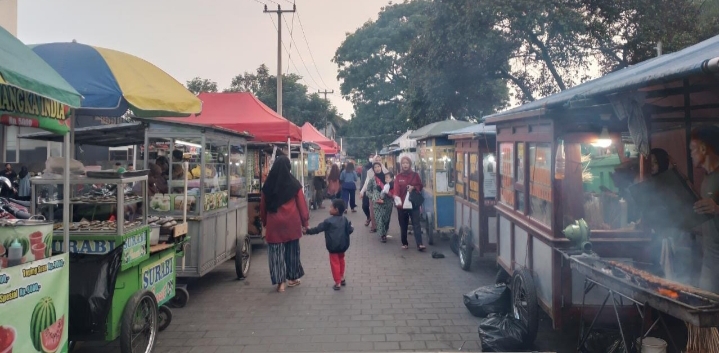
[318,89,334,136]
[264,4,296,117]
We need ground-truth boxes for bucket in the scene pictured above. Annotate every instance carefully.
[149,224,160,246]
[636,337,667,353]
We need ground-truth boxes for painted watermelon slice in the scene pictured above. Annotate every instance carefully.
[40,315,64,353]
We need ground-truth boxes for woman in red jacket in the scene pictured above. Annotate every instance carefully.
[260,155,310,292]
[395,156,426,251]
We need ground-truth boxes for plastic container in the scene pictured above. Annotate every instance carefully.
[7,240,22,267]
[636,337,667,353]
[149,224,161,246]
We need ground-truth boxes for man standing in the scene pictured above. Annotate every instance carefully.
[691,126,719,293]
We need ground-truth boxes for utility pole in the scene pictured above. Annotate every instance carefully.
[318,89,334,137]
[264,4,296,117]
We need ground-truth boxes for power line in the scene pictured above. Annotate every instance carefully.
[282,15,326,90]
[295,11,331,90]
[267,14,320,92]
[249,0,267,5]
[286,12,296,74]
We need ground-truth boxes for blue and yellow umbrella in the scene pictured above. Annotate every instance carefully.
[31,42,201,117]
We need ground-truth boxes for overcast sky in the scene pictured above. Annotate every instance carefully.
[18,0,392,120]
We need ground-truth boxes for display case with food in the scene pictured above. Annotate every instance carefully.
[30,175,152,270]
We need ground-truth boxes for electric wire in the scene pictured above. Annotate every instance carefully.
[282,15,326,90]
[268,14,320,91]
[295,11,332,90]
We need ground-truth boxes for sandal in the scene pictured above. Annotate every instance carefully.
[287,280,301,287]
[341,279,346,286]
[333,284,341,290]
[277,284,285,292]
[402,245,409,250]
[418,245,427,252]
[365,219,371,226]
[381,236,387,243]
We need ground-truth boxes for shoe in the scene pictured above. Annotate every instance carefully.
[351,209,357,213]
[341,279,346,286]
[333,284,341,290]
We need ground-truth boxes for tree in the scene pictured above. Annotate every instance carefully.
[225,64,342,130]
[185,77,218,94]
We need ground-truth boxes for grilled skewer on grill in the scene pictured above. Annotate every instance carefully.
[607,261,719,300]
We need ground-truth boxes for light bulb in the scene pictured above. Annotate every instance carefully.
[591,127,612,148]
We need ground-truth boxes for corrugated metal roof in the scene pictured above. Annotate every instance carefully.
[485,34,719,123]
[408,120,475,140]
[445,123,496,136]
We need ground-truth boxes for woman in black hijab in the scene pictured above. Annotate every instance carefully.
[260,155,310,292]
[650,148,670,175]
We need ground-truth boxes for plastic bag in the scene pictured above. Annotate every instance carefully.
[478,314,528,352]
[463,284,511,317]
[402,192,413,209]
[394,196,402,207]
[43,157,85,178]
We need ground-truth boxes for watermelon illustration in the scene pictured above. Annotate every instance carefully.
[43,233,53,258]
[2,236,29,257]
[30,297,56,352]
[40,316,64,353]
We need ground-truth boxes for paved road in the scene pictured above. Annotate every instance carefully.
[76,204,574,352]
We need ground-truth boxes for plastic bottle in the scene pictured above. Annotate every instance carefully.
[555,141,566,180]
[8,239,23,267]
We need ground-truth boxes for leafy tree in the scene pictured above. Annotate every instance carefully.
[185,77,218,94]
[225,64,342,130]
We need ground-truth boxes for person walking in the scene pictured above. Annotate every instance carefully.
[327,164,341,199]
[16,166,31,201]
[360,156,373,226]
[366,163,394,243]
[303,199,354,290]
[260,155,310,292]
[339,162,358,213]
[395,156,426,251]
[360,156,388,231]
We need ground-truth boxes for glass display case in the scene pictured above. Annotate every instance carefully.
[417,138,457,232]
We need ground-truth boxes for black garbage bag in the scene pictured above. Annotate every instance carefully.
[583,330,623,353]
[463,284,511,317]
[478,314,528,352]
[68,243,124,340]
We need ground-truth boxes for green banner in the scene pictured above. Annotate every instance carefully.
[141,251,175,306]
[0,253,69,353]
[0,83,71,135]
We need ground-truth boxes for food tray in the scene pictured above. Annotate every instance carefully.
[86,169,150,179]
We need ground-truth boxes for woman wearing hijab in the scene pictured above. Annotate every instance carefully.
[650,148,670,175]
[326,164,341,199]
[16,166,31,201]
[395,156,426,251]
[366,162,393,242]
[260,155,310,292]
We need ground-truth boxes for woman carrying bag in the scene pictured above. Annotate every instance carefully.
[395,156,426,251]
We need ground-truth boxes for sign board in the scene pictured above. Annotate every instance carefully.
[307,153,319,172]
[141,251,176,306]
[0,84,71,135]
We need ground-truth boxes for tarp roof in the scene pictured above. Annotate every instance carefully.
[301,122,339,154]
[408,120,475,140]
[485,34,719,123]
[160,92,302,143]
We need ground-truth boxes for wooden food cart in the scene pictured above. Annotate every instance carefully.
[410,120,474,245]
[446,123,498,270]
[484,94,654,345]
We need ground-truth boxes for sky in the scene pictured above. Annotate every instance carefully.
[17,0,393,120]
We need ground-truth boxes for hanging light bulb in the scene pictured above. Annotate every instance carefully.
[591,127,612,148]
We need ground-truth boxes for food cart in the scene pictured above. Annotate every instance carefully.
[409,120,474,245]
[446,123,498,270]
[141,119,252,283]
[482,35,719,350]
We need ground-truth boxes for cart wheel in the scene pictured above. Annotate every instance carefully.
[120,290,158,353]
[157,305,173,332]
[235,236,251,280]
[511,268,539,347]
[495,267,510,284]
[169,287,190,308]
[450,230,460,255]
[459,227,472,271]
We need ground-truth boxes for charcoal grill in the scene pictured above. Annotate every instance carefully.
[564,252,719,352]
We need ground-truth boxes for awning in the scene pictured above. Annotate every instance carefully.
[408,120,475,140]
[446,123,496,140]
[160,92,302,143]
[301,122,339,153]
[485,34,719,123]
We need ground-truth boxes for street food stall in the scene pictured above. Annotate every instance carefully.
[446,123,498,270]
[0,27,82,353]
[484,34,719,351]
[409,120,474,245]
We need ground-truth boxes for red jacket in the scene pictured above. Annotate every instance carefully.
[394,171,423,208]
[260,189,310,244]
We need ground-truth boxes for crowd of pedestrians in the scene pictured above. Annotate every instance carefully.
[260,153,426,292]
